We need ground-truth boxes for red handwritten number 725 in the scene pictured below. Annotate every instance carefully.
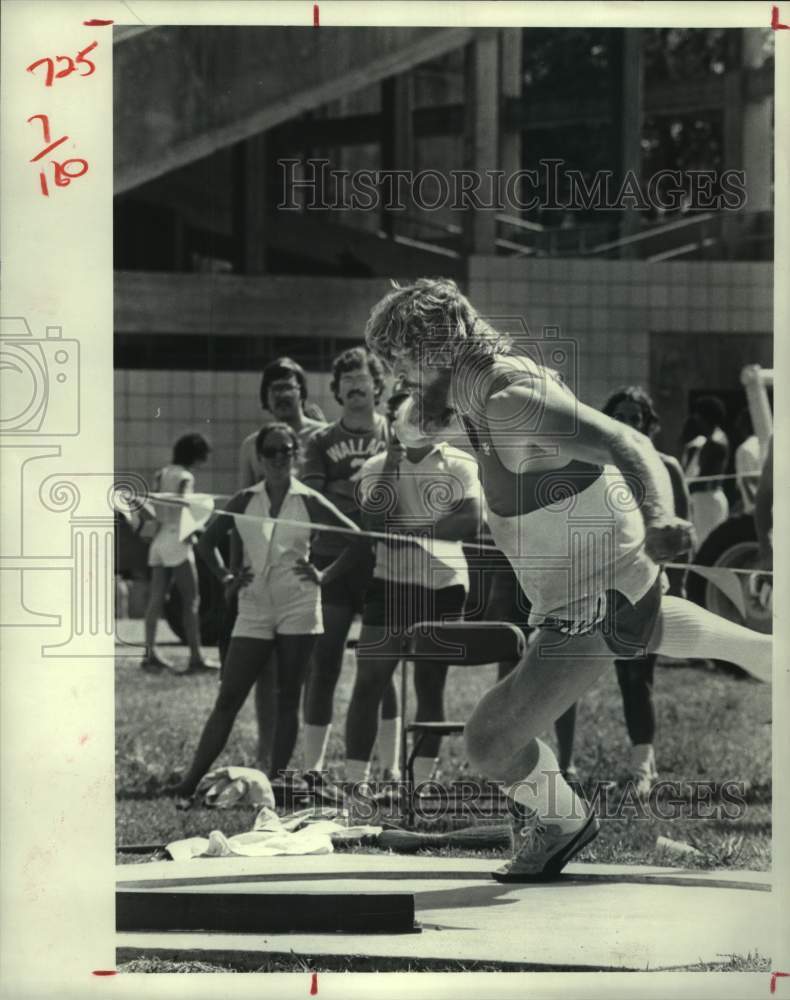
[27,41,98,87]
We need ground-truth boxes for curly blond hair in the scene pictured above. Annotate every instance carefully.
[364,278,510,369]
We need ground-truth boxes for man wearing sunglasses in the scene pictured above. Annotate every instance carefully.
[239,357,326,487]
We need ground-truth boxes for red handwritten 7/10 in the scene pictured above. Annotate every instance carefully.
[27,113,88,197]
[27,41,98,87]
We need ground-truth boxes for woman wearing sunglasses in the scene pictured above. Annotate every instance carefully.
[169,422,365,804]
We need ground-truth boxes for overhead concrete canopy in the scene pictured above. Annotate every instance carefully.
[114,25,473,193]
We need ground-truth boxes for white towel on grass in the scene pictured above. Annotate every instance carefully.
[166,808,382,861]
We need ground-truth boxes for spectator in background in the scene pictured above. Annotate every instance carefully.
[680,413,704,471]
[222,358,327,781]
[238,357,326,491]
[300,347,395,792]
[554,387,691,797]
[733,407,761,514]
[682,395,730,548]
[754,434,773,569]
[172,423,363,803]
[142,433,213,674]
[343,393,482,792]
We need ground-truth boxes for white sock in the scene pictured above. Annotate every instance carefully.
[376,716,401,774]
[345,759,371,784]
[413,756,439,786]
[653,596,771,683]
[506,739,587,833]
[303,724,331,773]
[630,743,656,775]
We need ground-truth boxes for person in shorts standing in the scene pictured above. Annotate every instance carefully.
[170,423,362,802]
[142,433,212,674]
[343,393,482,791]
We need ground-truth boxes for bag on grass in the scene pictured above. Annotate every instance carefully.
[196,766,275,809]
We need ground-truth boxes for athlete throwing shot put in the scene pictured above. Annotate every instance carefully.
[364,278,772,882]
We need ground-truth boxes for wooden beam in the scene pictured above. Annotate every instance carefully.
[462,31,500,255]
[115,271,394,338]
[381,74,415,237]
[117,890,416,934]
[722,31,744,259]
[233,134,268,273]
[619,29,643,253]
[115,26,474,193]
[499,30,522,191]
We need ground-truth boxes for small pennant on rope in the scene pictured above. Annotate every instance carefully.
[178,494,215,541]
[682,564,747,619]
[112,493,157,533]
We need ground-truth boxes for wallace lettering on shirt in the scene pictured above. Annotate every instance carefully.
[302,415,389,554]
[303,415,389,518]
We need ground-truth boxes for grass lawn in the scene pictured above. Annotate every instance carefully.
[115,621,772,972]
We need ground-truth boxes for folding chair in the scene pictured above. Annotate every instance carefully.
[398,620,526,826]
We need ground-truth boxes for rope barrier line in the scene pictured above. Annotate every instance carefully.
[134,492,772,580]
[145,492,499,551]
[685,472,760,483]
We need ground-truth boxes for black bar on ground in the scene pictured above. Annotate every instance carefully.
[117,891,416,934]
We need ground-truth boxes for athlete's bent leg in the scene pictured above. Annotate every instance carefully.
[465,626,614,784]
[465,627,612,881]
[648,596,771,682]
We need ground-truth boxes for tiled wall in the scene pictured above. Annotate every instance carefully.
[468,257,773,409]
[115,258,773,495]
[114,369,350,497]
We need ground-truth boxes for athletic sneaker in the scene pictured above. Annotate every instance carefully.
[492,800,600,882]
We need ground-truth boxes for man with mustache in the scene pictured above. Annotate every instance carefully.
[300,347,397,792]
[364,278,771,881]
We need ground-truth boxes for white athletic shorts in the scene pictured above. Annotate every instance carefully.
[147,526,195,569]
[232,566,323,641]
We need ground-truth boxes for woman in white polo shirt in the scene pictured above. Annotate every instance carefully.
[168,422,363,803]
[343,395,483,790]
